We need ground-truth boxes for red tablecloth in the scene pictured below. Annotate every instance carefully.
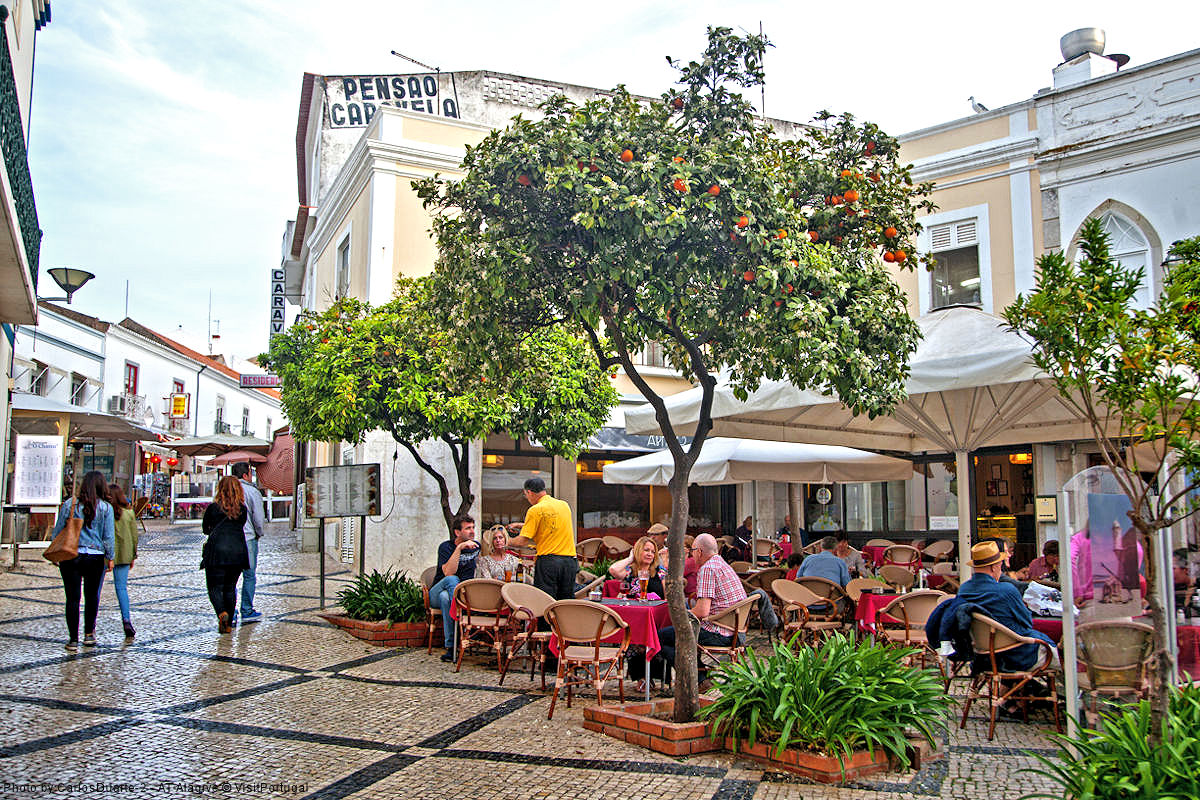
[927,574,947,589]
[1032,616,1062,641]
[549,600,672,658]
[778,541,793,560]
[854,592,900,631]
[862,545,888,568]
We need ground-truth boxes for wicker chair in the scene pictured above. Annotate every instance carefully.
[931,561,957,576]
[876,590,950,671]
[695,594,759,667]
[960,612,1063,740]
[544,600,629,719]
[884,544,922,573]
[728,560,753,575]
[753,538,780,564]
[451,579,507,672]
[576,538,606,569]
[794,575,850,622]
[499,583,556,689]
[772,579,844,645]
[1077,620,1153,723]
[922,539,955,563]
[879,564,916,592]
[799,540,824,555]
[865,538,895,549]
[601,535,632,559]
[420,566,442,654]
[845,577,883,603]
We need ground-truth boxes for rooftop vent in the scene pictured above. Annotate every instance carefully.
[1060,28,1105,62]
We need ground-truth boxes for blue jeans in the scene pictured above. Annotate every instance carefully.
[240,537,258,616]
[429,575,460,649]
[112,564,132,621]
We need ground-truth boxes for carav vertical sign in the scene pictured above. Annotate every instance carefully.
[270,268,286,340]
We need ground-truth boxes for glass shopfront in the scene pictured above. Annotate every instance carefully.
[480,454,553,527]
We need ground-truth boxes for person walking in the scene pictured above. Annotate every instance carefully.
[201,477,249,634]
[54,471,115,651]
[232,462,265,625]
[107,484,139,639]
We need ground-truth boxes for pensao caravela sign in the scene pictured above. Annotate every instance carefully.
[323,73,460,128]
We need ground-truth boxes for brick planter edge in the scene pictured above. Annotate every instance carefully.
[319,613,437,648]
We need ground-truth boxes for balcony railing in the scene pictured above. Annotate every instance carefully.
[214,421,232,434]
[168,418,190,435]
[0,11,41,291]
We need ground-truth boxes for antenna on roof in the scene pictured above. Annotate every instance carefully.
[389,49,460,120]
[390,49,438,73]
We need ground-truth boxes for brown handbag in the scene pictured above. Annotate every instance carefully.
[43,498,82,564]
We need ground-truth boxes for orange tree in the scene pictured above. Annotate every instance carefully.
[1006,223,1200,741]
[416,27,931,720]
[262,276,617,537]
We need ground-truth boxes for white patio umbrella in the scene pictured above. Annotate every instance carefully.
[602,437,914,486]
[625,306,1105,575]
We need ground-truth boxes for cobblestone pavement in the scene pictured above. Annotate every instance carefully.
[0,523,1064,799]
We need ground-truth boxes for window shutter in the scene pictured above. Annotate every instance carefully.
[930,224,953,250]
[955,220,977,246]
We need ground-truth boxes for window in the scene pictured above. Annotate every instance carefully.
[172,379,185,395]
[634,340,667,368]
[929,219,980,308]
[215,395,226,429]
[124,362,139,395]
[70,374,88,405]
[336,235,351,299]
[266,416,273,435]
[241,406,250,435]
[32,361,48,396]
[1098,212,1153,310]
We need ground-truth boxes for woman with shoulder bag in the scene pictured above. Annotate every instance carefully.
[53,471,115,652]
[201,477,249,634]
[108,484,140,639]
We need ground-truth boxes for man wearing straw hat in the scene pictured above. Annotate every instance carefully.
[957,540,1059,671]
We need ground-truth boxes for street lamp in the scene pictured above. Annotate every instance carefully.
[41,267,96,304]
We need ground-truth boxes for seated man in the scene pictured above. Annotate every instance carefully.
[429,514,479,663]
[797,536,851,587]
[957,541,1057,672]
[658,533,749,684]
[1025,540,1060,583]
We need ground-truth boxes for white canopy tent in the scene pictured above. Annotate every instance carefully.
[601,437,915,486]
[626,306,1106,575]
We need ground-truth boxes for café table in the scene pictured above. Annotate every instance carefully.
[550,597,671,701]
[855,591,901,633]
[861,545,889,569]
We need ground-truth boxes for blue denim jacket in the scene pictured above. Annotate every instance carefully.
[53,498,115,560]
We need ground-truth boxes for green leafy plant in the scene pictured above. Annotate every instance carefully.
[699,633,951,774]
[336,569,425,624]
[1022,684,1200,799]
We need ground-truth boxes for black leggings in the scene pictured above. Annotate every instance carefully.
[60,554,106,641]
[205,566,239,618]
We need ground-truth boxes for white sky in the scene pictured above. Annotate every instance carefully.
[27,1,1198,362]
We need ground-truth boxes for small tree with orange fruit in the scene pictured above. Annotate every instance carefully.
[417,27,931,721]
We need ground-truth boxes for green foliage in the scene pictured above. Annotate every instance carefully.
[262,276,617,533]
[698,633,951,773]
[1022,684,1200,799]
[415,26,928,415]
[336,569,424,624]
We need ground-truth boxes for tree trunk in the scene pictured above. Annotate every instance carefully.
[666,463,699,722]
[1137,519,1174,745]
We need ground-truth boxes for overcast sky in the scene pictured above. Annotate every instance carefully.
[27,1,1197,363]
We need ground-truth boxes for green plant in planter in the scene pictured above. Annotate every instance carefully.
[336,569,425,624]
[699,633,951,774]
[1022,684,1200,799]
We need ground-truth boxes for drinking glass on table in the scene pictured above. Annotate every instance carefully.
[503,568,513,582]
[639,576,649,599]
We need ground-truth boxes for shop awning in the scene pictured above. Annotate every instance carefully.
[602,437,914,486]
[162,433,271,456]
[10,393,159,441]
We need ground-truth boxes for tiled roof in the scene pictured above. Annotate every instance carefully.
[38,301,109,332]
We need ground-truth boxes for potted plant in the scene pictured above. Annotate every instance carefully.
[321,569,429,647]
[699,633,951,783]
[1023,684,1200,799]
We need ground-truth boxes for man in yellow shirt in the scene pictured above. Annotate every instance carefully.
[507,477,577,600]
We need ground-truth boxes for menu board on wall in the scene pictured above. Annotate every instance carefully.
[304,464,380,518]
[13,434,65,506]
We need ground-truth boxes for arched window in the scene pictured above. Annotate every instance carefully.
[1097,211,1153,310]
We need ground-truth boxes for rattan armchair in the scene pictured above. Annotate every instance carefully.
[960,612,1063,740]
[452,579,507,673]
[499,583,556,689]
[544,600,629,719]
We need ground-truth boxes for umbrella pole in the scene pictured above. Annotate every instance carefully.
[955,449,973,581]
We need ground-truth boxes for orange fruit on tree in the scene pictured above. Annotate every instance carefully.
[870,172,881,182]
[517,174,531,186]
[736,215,749,228]
[884,226,898,239]
[840,169,853,178]
[808,230,819,242]
[743,270,756,282]
[672,97,684,109]
[672,156,685,163]
[620,149,633,162]
[776,229,787,239]
[774,300,783,307]
[708,184,720,196]
[590,164,599,172]
[883,251,896,263]
[832,194,844,205]
[843,189,859,203]
[894,249,907,262]
[673,178,688,192]
[785,283,794,293]
[865,141,876,154]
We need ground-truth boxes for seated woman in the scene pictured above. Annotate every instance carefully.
[784,552,804,581]
[476,524,520,581]
[834,532,868,577]
[609,536,665,598]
